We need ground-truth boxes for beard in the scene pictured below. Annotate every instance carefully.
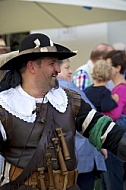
[54,79,59,89]
[49,78,59,90]
[50,71,59,89]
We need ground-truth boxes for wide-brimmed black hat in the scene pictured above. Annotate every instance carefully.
[0,33,76,70]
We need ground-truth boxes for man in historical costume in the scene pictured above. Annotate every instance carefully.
[0,33,125,190]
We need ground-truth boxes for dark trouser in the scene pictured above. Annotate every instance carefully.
[101,151,124,190]
[77,171,95,190]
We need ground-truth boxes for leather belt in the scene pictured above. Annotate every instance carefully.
[9,165,78,190]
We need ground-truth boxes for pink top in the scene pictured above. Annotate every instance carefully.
[102,83,126,121]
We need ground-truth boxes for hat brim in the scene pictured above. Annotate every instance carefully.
[0,44,76,70]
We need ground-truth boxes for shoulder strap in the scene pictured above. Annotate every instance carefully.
[63,88,81,116]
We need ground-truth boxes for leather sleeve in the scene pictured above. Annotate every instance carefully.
[117,133,126,162]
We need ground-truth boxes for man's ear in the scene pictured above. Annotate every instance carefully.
[27,61,36,73]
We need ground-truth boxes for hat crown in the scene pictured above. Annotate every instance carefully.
[19,33,53,52]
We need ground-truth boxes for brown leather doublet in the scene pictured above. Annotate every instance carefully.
[0,89,81,173]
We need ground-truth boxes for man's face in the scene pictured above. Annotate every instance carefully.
[35,57,61,92]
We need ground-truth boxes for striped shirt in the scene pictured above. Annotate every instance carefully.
[73,60,94,91]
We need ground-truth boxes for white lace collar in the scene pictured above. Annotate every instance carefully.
[0,85,68,123]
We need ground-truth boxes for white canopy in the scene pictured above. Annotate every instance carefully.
[25,0,126,11]
[0,0,126,35]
